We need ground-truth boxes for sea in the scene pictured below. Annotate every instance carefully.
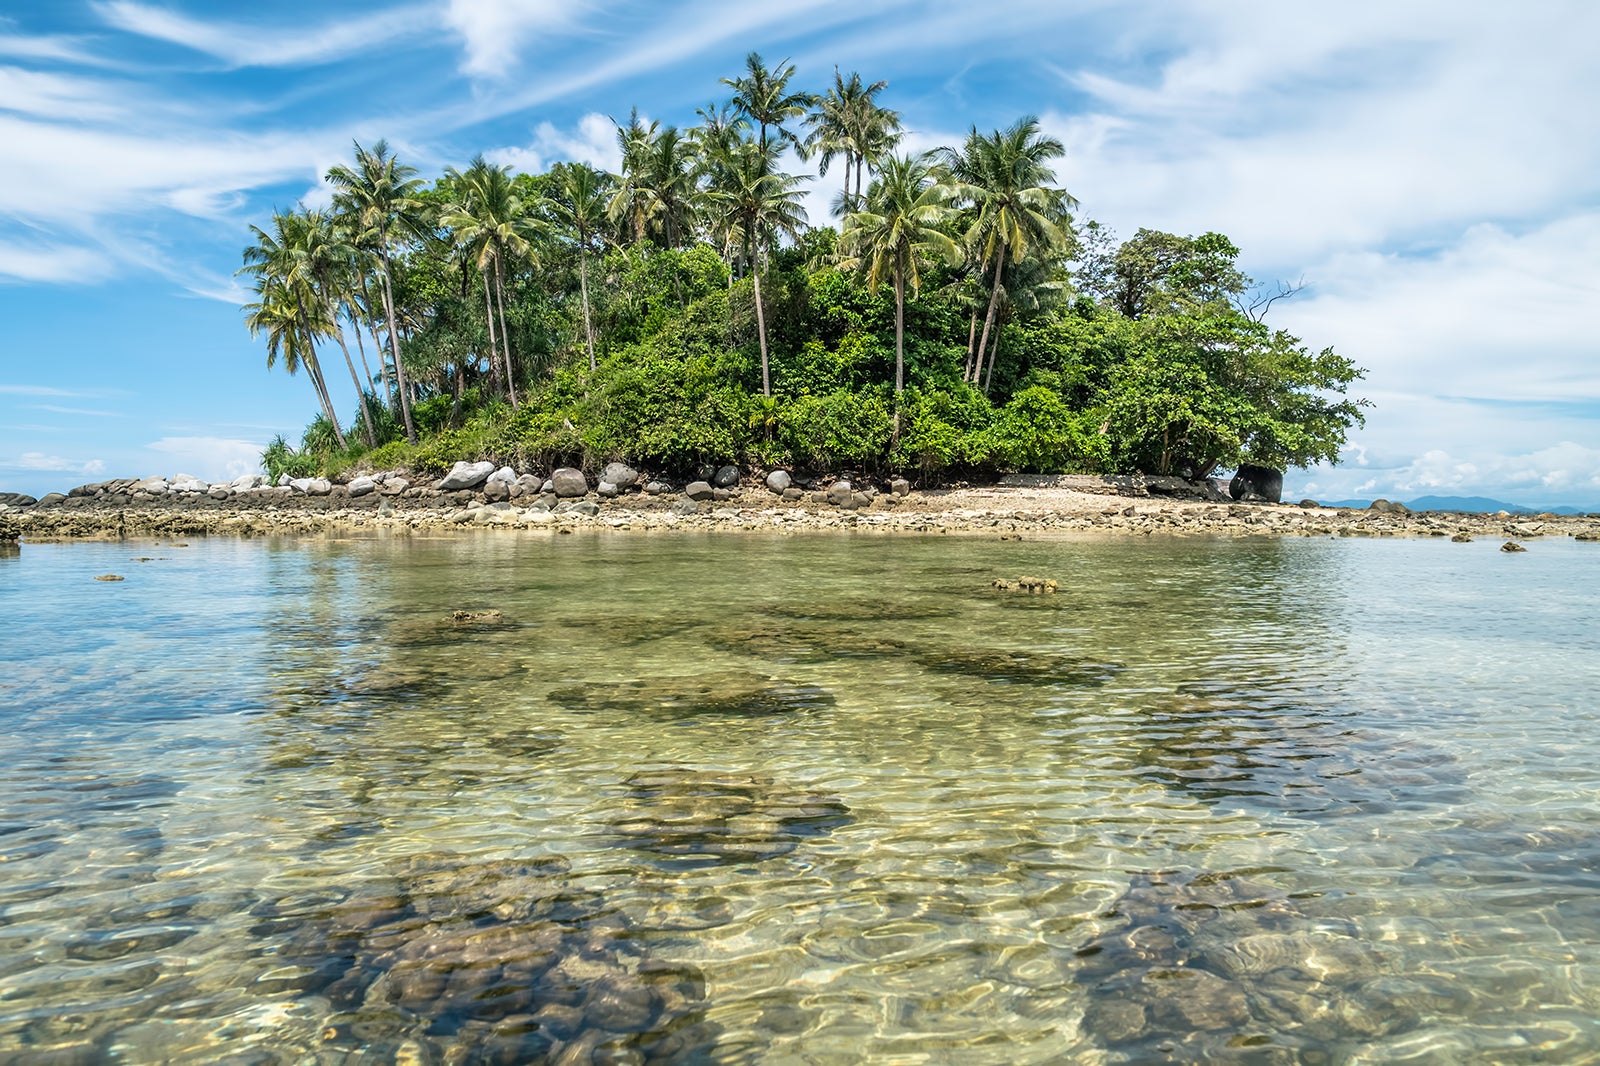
[2,530,1599,1063]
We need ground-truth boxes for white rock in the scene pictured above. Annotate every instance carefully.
[135,476,169,495]
[170,474,207,493]
[438,460,495,491]
[347,476,377,498]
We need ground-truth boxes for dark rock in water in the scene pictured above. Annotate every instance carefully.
[604,767,853,869]
[919,648,1120,686]
[0,515,19,541]
[1229,464,1283,503]
[549,671,835,719]
[553,613,705,646]
[760,597,953,623]
[701,622,910,662]
[450,609,506,626]
[1075,869,1377,1057]
[94,574,125,582]
[1501,540,1527,553]
[0,542,18,558]
[992,575,1057,594]
[1452,531,1473,543]
[249,854,719,1062]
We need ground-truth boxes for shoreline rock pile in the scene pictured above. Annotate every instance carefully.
[4,465,1599,544]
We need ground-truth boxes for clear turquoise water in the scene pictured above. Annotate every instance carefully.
[3,531,1600,1063]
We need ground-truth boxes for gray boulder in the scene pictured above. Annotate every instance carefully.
[482,478,511,502]
[347,476,377,498]
[135,476,169,495]
[438,460,496,491]
[714,464,740,488]
[890,477,911,497]
[644,480,672,495]
[672,498,702,515]
[826,481,854,506]
[37,492,66,507]
[170,473,207,493]
[685,481,715,502]
[379,477,409,495]
[511,474,543,498]
[597,481,620,498]
[766,469,792,493]
[601,462,639,490]
[555,499,601,516]
[551,467,589,498]
[232,473,265,491]
[207,485,232,500]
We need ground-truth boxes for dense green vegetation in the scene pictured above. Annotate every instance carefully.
[243,53,1367,486]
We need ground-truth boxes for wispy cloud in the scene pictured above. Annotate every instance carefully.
[444,0,589,80]
[27,404,124,417]
[93,1,436,69]
[4,451,105,475]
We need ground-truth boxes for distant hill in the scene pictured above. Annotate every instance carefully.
[1318,494,1593,515]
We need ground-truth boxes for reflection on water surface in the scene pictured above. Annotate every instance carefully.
[3,532,1600,1062]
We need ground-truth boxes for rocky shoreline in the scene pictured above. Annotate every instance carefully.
[3,465,1598,544]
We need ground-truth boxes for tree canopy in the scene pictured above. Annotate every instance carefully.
[243,55,1368,487]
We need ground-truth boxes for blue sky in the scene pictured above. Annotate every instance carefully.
[2,1,1598,505]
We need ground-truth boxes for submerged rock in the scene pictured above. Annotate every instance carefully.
[248,853,717,1062]
[992,575,1058,594]
[702,622,911,662]
[549,671,835,719]
[1501,540,1528,553]
[604,767,853,869]
[919,648,1120,686]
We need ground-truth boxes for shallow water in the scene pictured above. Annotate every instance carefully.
[3,530,1600,1063]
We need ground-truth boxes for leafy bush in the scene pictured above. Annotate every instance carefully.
[261,434,317,481]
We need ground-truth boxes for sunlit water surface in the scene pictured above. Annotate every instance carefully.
[3,531,1600,1064]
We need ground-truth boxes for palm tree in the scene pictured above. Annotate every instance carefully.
[297,208,378,447]
[610,109,658,246]
[722,52,814,155]
[440,156,545,408]
[549,161,610,371]
[841,154,960,396]
[804,69,901,213]
[240,212,349,450]
[941,116,1076,392]
[326,140,424,443]
[705,140,809,396]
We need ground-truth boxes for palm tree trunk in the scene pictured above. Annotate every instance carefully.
[578,244,596,371]
[842,158,852,212]
[964,308,979,381]
[330,308,377,447]
[481,266,502,397]
[492,253,518,409]
[753,266,771,398]
[378,242,416,443]
[351,316,376,403]
[358,275,394,407]
[982,310,1005,393]
[893,269,906,395]
[976,253,1004,393]
[304,345,349,451]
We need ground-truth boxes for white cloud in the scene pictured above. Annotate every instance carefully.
[488,112,629,177]
[94,2,435,69]
[145,436,264,482]
[6,451,105,475]
[444,0,581,80]
[0,65,131,121]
